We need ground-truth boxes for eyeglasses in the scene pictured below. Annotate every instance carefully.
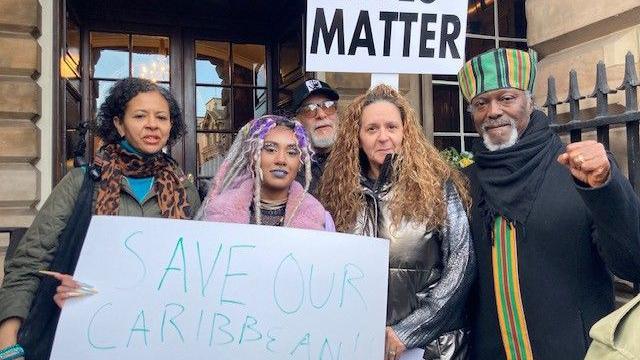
[296,100,337,119]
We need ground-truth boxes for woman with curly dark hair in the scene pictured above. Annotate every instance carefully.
[0,77,200,359]
[319,84,474,360]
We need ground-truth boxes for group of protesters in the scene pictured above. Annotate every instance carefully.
[1,47,639,360]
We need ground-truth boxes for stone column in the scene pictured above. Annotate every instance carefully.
[0,0,42,280]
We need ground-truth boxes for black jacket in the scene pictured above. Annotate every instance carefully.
[465,154,640,360]
[296,152,328,196]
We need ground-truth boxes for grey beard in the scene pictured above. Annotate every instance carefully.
[482,118,519,151]
[310,131,336,150]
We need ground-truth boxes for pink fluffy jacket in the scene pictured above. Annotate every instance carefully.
[202,179,335,231]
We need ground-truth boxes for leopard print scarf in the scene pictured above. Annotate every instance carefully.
[94,143,191,219]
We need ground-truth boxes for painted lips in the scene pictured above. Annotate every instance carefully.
[270,169,289,179]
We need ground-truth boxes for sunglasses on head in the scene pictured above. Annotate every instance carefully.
[296,100,337,119]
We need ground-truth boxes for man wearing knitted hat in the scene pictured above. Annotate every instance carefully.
[459,48,640,360]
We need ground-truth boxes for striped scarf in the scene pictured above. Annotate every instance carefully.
[492,216,533,360]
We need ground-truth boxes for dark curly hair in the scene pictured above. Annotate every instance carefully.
[95,77,186,146]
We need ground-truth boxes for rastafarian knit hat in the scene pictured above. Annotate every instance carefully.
[458,48,538,101]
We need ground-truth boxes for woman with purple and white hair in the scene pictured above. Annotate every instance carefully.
[197,115,334,231]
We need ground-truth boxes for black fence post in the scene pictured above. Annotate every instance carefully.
[543,76,559,123]
[565,70,585,142]
[589,61,616,149]
[617,52,640,196]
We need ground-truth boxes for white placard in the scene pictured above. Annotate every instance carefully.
[306,0,468,74]
[51,216,389,359]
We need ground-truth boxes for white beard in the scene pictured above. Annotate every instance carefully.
[482,118,519,151]
[309,128,337,149]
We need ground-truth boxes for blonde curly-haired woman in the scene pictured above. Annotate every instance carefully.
[319,84,475,360]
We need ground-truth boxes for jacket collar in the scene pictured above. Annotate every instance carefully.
[205,179,326,230]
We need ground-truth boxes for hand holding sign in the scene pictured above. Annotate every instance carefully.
[384,326,406,360]
[51,217,389,359]
[38,271,98,308]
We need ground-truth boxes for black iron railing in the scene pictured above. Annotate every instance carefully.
[544,52,640,303]
[544,52,640,194]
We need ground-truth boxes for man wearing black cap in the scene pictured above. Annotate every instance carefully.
[291,79,340,195]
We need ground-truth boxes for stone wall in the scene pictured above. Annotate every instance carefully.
[527,0,640,53]
[0,0,42,281]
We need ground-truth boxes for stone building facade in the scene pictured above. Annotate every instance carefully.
[0,0,43,280]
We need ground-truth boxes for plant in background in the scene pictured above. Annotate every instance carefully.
[440,147,474,169]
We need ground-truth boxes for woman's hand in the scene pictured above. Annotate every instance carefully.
[0,317,21,348]
[384,326,406,360]
[49,271,87,308]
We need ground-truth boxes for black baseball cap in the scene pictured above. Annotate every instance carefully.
[291,79,339,111]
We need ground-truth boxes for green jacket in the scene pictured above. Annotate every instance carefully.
[0,167,201,323]
[585,294,640,359]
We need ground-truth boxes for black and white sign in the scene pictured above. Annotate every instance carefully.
[306,0,468,74]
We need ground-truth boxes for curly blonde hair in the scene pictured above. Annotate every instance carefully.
[318,84,470,232]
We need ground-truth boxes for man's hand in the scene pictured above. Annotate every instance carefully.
[557,140,610,188]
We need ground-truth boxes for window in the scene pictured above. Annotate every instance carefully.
[194,40,267,190]
[89,32,171,155]
[432,0,527,152]
[276,20,315,111]
[60,12,82,174]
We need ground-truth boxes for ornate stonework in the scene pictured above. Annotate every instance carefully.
[0,0,42,280]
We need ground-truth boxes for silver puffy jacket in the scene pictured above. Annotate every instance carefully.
[353,175,475,360]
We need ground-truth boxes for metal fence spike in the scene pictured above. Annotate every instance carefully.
[617,51,640,90]
[543,76,559,122]
[589,61,615,117]
[616,52,639,111]
[564,70,584,122]
[544,76,558,106]
[589,61,615,97]
[565,69,585,102]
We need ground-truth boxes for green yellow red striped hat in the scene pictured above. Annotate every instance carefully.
[457,48,538,101]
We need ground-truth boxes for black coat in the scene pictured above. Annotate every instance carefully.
[296,151,328,196]
[465,152,640,360]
